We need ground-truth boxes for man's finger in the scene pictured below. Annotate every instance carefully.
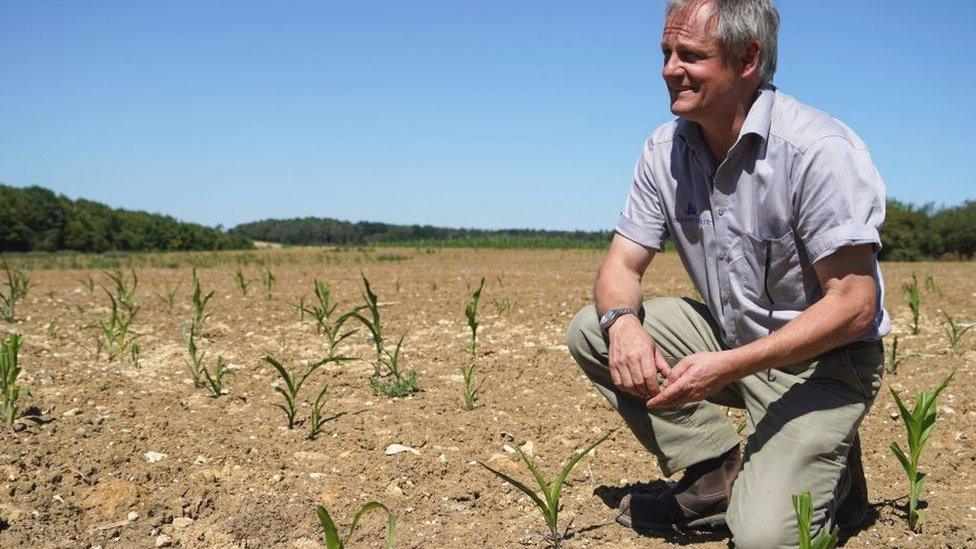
[667,358,690,385]
[640,349,658,395]
[627,358,650,398]
[646,381,680,408]
[609,361,622,388]
[653,345,671,380]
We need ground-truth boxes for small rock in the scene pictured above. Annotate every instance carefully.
[941,405,956,415]
[270,473,283,483]
[502,444,516,454]
[385,444,420,456]
[63,408,82,417]
[889,410,899,420]
[193,456,207,466]
[144,452,167,463]
[172,516,194,530]
[75,428,87,438]
[127,511,139,521]
[385,480,403,498]
[40,375,54,386]
[155,534,173,547]
[519,441,534,456]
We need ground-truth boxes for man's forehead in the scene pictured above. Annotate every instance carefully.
[662,1,717,43]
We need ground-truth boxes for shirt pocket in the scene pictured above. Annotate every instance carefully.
[729,229,805,308]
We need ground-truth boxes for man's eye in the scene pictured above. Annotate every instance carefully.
[679,51,702,62]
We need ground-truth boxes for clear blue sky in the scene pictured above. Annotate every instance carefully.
[1,1,974,231]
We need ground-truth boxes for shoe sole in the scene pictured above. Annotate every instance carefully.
[616,510,727,532]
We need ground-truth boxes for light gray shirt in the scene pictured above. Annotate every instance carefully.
[616,84,890,348]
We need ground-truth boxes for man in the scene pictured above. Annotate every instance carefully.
[565,0,888,546]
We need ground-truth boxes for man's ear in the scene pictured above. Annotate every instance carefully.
[738,41,761,79]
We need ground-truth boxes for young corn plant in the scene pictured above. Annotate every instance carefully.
[190,268,214,335]
[103,268,137,315]
[1,260,30,322]
[262,267,276,300]
[889,371,955,531]
[264,355,342,429]
[201,355,232,397]
[924,275,939,295]
[90,290,140,361]
[903,275,921,335]
[940,310,973,356]
[159,280,181,312]
[234,268,252,297]
[357,274,384,378]
[356,274,419,397]
[887,335,907,375]
[792,491,838,549]
[479,431,613,548]
[183,325,206,388]
[307,384,344,440]
[460,278,485,410]
[315,502,395,549]
[1,333,27,427]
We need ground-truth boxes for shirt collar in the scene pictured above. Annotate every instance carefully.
[675,83,776,155]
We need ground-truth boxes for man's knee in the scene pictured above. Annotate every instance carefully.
[565,305,599,362]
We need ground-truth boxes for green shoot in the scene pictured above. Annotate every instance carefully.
[90,289,141,361]
[792,491,838,549]
[1,333,27,427]
[264,354,341,429]
[131,342,141,367]
[479,431,612,547]
[307,384,344,440]
[80,274,95,294]
[887,335,906,375]
[159,280,181,311]
[103,268,137,314]
[262,267,276,300]
[315,502,395,549]
[923,275,939,295]
[369,335,418,398]
[357,273,384,378]
[902,275,921,335]
[1,260,30,322]
[492,296,513,317]
[294,280,361,358]
[202,355,232,397]
[234,268,252,297]
[461,278,486,410]
[190,268,214,335]
[889,371,955,531]
[940,310,973,356]
[183,325,206,388]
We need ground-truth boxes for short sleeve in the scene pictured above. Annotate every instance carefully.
[791,136,886,264]
[614,141,670,251]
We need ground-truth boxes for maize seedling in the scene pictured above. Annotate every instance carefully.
[89,289,141,362]
[356,274,384,378]
[460,278,486,410]
[492,296,513,317]
[902,275,921,335]
[201,355,232,397]
[792,491,838,549]
[1,260,30,322]
[296,280,362,347]
[160,280,182,311]
[183,325,206,388]
[190,269,214,335]
[264,354,342,429]
[1,333,27,427]
[368,334,418,398]
[479,431,613,548]
[889,371,955,531]
[887,334,906,375]
[131,342,141,367]
[103,268,137,315]
[307,384,344,440]
[80,274,95,294]
[315,501,395,549]
[940,310,973,356]
[262,268,276,300]
[924,275,939,295]
[234,268,252,297]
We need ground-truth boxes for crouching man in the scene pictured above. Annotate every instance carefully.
[565,0,889,546]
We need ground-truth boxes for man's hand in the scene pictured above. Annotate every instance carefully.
[645,351,734,408]
[608,315,672,399]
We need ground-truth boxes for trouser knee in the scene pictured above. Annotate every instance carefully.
[565,304,601,366]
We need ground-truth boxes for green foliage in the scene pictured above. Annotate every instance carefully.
[887,335,907,375]
[90,288,140,362]
[201,355,232,397]
[159,280,181,311]
[461,278,486,410]
[0,259,30,322]
[262,267,276,300]
[791,492,838,549]
[355,274,418,397]
[0,183,252,253]
[1,333,27,427]
[940,311,973,356]
[190,269,214,335]
[264,355,343,429]
[479,431,612,547]
[295,280,362,355]
[183,325,206,388]
[103,268,138,313]
[307,384,344,440]
[315,502,396,549]
[492,295,514,317]
[902,275,921,335]
[889,371,955,531]
[234,268,252,297]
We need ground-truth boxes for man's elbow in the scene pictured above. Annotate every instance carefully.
[849,298,877,336]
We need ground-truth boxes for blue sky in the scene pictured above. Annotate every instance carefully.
[1,1,974,231]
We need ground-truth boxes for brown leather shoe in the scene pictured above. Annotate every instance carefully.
[617,445,742,531]
[836,432,868,532]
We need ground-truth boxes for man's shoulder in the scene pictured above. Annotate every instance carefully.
[635,119,682,160]
[769,89,869,153]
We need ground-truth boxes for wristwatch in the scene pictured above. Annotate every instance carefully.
[599,307,636,335]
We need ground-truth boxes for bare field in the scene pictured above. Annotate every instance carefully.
[1,248,974,548]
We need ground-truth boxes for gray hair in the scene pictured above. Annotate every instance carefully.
[666,0,780,84]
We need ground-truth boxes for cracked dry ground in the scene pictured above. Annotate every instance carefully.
[1,248,974,548]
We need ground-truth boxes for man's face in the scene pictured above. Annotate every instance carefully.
[661,1,741,124]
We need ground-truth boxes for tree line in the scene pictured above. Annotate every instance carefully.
[0,184,252,253]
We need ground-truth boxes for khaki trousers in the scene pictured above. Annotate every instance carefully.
[565,297,884,548]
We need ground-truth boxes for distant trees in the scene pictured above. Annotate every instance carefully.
[0,184,251,253]
[881,200,976,261]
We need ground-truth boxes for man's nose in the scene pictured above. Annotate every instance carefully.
[662,53,682,80]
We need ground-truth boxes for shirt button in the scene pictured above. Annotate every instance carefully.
[718,250,727,260]
[717,207,726,216]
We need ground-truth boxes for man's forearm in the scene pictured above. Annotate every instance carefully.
[594,262,644,318]
[720,292,876,382]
